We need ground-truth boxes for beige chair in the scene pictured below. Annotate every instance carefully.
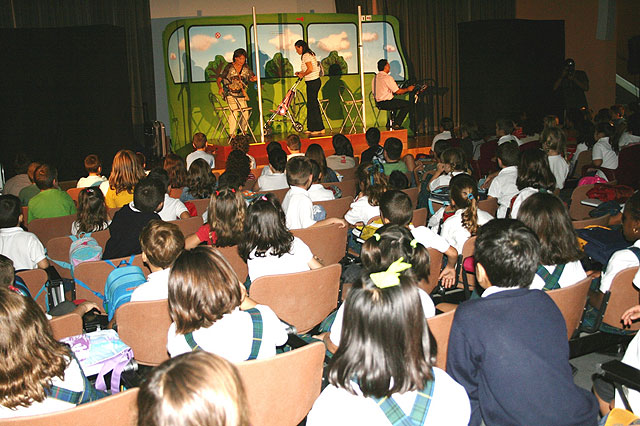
[584,267,640,333]
[249,264,341,333]
[292,223,348,266]
[438,236,476,312]
[546,275,593,339]
[73,255,148,306]
[0,388,139,426]
[338,167,357,181]
[21,206,28,224]
[216,245,249,282]
[66,187,83,205]
[572,149,592,178]
[46,229,111,279]
[256,187,289,203]
[569,184,596,220]
[572,214,610,229]
[49,313,83,340]
[169,216,203,238]
[321,179,357,199]
[313,196,353,219]
[16,269,48,312]
[27,214,77,246]
[478,197,498,217]
[236,342,324,426]
[427,309,457,371]
[107,207,120,219]
[412,208,428,227]
[422,248,443,295]
[58,180,78,191]
[401,187,419,209]
[114,299,171,366]
[189,198,210,216]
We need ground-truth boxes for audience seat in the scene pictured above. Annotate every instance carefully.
[49,312,83,340]
[338,167,357,181]
[569,184,596,220]
[427,309,457,371]
[478,197,498,217]
[66,187,83,205]
[412,208,428,227]
[46,229,111,279]
[401,187,419,209]
[16,269,48,312]
[312,196,353,219]
[458,236,477,299]
[518,140,540,152]
[292,223,348,266]
[107,207,119,219]
[168,187,184,199]
[616,144,640,190]
[423,248,443,295]
[27,214,77,246]
[249,264,341,333]
[478,139,498,176]
[169,216,203,238]
[256,187,289,203]
[583,267,640,333]
[321,179,357,199]
[21,206,28,224]
[571,150,592,179]
[216,245,248,282]
[189,198,210,216]
[572,214,610,229]
[546,275,593,340]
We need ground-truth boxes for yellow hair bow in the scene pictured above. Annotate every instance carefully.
[369,257,412,289]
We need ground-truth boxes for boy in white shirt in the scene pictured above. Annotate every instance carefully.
[286,134,305,160]
[76,154,108,191]
[486,142,519,218]
[147,169,190,221]
[430,116,454,148]
[542,127,569,190]
[0,195,49,271]
[130,220,185,302]
[186,132,216,170]
[257,147,288,191]
[496,117,520,145]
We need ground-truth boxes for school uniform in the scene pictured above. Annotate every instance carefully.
[497,134,520,145]
[619,132,640,149]
[70,220,110,236]
[27,188,76,222]
[130,268,170,302]
[306,367,470,426]
[430,130,452,149]
[186,150,216,170]
[427,207,446,231]
[344,195,380,225]
[592,137,619,170]
[308,183,334,202]
[548,155,569,190]
[157,193,189,221]
[326,155,356,171]
[409,224,452,254]
[246,236,314,282]
[599,240,640,293]
[282,186,316,230]
[76,175,108,189]
[440,208,493,253]
[102,203,160,260]
[530,260,587,291]
[167,305,288,361]
[429,170,464,192]
[257,172,289,192]
[487,166,518,218]
[509,187,539,219]
[0,226,46,270]
[286,152,305,161]
[614,331,640,413]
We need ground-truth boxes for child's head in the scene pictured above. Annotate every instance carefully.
[217,172,244,191]
[138,351,249,426]
[76,187,108,234]
[163,154,188,188]
[449,173,479,235]
[495,118,514,136]
[0,285,72,409]
[460,121,479,140]
[440,117,454,132]
[230,135,250,154]
[388,170,409,190]
[543,115,560,129]
[84,154,102,174]
[541,126,566,155]
[147,168,171,194]
[207,187,246,247]
[594,121,615,140]
[225,150,251,184]
[610,104,625,119]
[379,190,413,226]
[12,153,30,176]
[310,159,323,184]
[186,158,217,199]
[355,162,388,206]
[495,141,520,168]
[0,254,14,286]
[169,246,243,334]
[192,132,207,150]
[133,176,165,213]
[594,108,613,125]
[285,156,313,188]
[517,192,582,265]
[304,143,328,173]
[432,139,451,162]
[332,134,354,157]
[268,147,287,173]
[110,149,146,194]
[440,147,468,173]
[577,120,596,149]
[383,137,403,162]
[0,195,21,228]
[26,162,41,184]
[239,193,293,260]
[286,134,302,152]
[34,164,57,190]
[622,191,640,242]
[140,220,185,269]
[365,127,381,147]
[265,141,282,154]
[611,118,628,154]
[516,149,555,191]
[474,219,540,288]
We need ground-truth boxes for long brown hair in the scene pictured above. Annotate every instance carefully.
[450,173,479,235]
[0,286,71,408]
[207,187,246,247]
[76,187,109,233]
[109,149,146,194]
[356,162,388,206]
[164,153,188,188]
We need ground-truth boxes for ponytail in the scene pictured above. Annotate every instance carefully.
[449,173,480,235]
[610,119,627,154]
[461,195,479,236]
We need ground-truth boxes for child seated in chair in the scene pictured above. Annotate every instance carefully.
[447,219,598,426]
[130,220,185,302]
[186,132,215,170]
[147,168,190,221]
[0,195,49,270]
[484,141,519,218]
[360,127,385,164]
[257,146,288,192]
[27,164,76,222]
[76,154,108,192]
[286,134,305,160]
[382,137,408,175]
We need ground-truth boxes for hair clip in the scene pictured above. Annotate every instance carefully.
[215,190,220,196]
[373,233,381,241]
[260,195,267,201]
[410,239,418,248]
[467,193,474,200]
[370,257,412,289]
[231,188,236,193]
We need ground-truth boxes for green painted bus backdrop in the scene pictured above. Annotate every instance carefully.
[163,13,410,151]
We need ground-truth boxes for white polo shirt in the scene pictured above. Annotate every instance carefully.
[372,71,399,102]
[547,155,569,190]
[344,195,380,226]
[130,268,170,302]
[257,173,289,192]
[158,194,189,221]
[0,227,46,270]
[600,240,640,293]
[186,150,216,170]
[488,166,518,219]
[592,137,618,170]
[308,184,334,202]
[246,236,314,282]
[529,261,587,291]
[282,186,316,230]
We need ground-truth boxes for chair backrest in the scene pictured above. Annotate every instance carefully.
[458,236,477,289]
[426,309,457,371]
[478,139,498,176]
[107,207,120,219]
[338,167,357,181]
[546,275,593,339]
[321,179,357,199]
[114,299,171,366]
[257,187,289,203]
[412,208,428,227]
[291,223,348,266]
[73,254,147,306]
[236,342,324,426]
[572,214,610,229]
[49,313,83,340]
[518,140,541,152]
[189,198,210,216]
[478,197,498,217]
[401,187,419,209]
[572,149,592,178]
[616,144,640,190]
[27,214,77,246]
[569,183,595,220]
[21,206,28,224]
[58,180,78,191]
[602,267,640,331]
[249,264,341,333]
[0,388,139,426]
[313,196,353,220]
[66,187,83,204]
[216,245,248,281]
[16,269,48,312]
[168,216,203,237]
[423,248,443,295]
[46,229,111,279]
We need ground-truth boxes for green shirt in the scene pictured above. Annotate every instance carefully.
[383,161,408,175]
[27,188,76,222]
[18,184,40,206]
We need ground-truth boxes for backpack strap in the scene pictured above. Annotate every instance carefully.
[45,354,108,405]
[73,278,106,302]
[246,307,263,360]
[184,332,200,351]
[536,264,566,291]
[372,373,435,425]
[628,246,640,263]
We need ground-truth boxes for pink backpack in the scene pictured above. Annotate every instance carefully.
[578,176,607,186]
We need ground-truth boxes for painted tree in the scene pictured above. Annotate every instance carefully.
[321,51,348,75]
[264,53,294,78]
[204,55,229,81]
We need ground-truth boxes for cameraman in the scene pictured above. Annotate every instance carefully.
[553,58,589,116]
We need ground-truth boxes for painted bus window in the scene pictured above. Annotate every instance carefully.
[167,27,187,83]
[307,23,357,76]
[362,21,405,80]
[188,25,247,83]
[250,24,303,78]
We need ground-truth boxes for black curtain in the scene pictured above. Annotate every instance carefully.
[0,0,155,147]
[336,0,515,131]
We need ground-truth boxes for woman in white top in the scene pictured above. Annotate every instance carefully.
[517,192,587,290]
[295,39,324,136]
[591,122,618,175]
[344,162,388,225]
[308,255,470,425]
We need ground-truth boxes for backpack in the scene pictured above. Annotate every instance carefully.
[586,183,635,203]
[103,255,146,321]
[578,175,607,186]
[48,232,103,277]
[576,226,629,266]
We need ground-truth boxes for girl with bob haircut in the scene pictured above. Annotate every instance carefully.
[517,192,586,291]
[137,351,249,426]
[307,257,470,425]
[0,286,106,418]
[185,187,246,249]
[105,149,146,208]
[305,143,339,182]
[166,246,288,360]
[344,162,389,226]
[71,187,110,235]
[239,193,322,282]
[180,158,217,202]
[163,153,188,189]
[509,148,556,219]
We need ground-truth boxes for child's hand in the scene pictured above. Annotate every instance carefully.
[439,265,457,288]
[435,162,445,174]
[73,301,101,316]
[622,305,640,326]
[333,218,348,228]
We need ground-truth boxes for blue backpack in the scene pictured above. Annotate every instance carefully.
[103,255,146,321]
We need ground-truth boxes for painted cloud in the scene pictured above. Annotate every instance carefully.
[317,31,350,52]
[268,28,300,51]
[362,32,378,42]
[181,34,218,51]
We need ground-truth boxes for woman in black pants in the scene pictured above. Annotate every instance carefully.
[294,39,324,136]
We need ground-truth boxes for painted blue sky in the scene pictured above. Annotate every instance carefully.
[186,25,248,82]
[362,21,404,79]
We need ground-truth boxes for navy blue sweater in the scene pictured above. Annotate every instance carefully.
[103,204,160,260]
[447,288,598,426]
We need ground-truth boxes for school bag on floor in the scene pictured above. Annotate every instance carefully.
[103,255,146,321]
[576,225,629,266]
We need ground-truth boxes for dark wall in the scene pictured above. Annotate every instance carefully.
[0,25,134,181]
[458,19,564,132]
